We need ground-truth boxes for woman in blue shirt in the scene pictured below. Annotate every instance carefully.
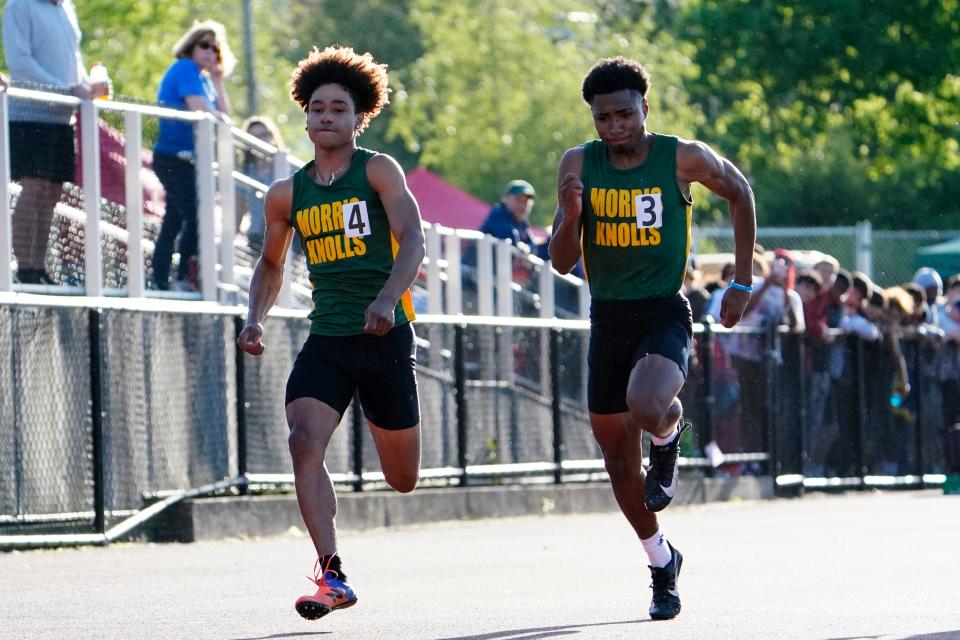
[152,20,234,291]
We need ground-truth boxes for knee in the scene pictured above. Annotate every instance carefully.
[385,471,418,494]
[287,423,325,461]
[625,395,680,434]
[625,394,668,431]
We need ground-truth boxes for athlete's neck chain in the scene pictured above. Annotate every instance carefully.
[315,154,352,186]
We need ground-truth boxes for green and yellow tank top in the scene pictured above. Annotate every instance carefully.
[579,134,693,301]
[290,148,416,336]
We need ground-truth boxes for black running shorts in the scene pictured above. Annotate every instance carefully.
[285,323,420,430]
[587,294,693,415]
[10,122,76,184]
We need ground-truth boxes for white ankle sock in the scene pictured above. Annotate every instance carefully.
[650,427,679,447]
[641,529,672,568]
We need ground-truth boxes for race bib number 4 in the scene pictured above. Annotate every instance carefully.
[343,201,372,238]
[635,193,663,229]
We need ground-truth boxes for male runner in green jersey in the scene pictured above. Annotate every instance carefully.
[549,57,756,620]
[237,45,425,621]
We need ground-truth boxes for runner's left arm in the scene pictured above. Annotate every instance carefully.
[677,140,756,328]
[365,153,426,335]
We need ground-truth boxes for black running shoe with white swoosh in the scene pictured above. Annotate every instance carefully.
[644,421,689,512]
[648,542,683,620]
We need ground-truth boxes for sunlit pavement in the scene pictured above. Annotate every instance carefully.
[2,490,959,640]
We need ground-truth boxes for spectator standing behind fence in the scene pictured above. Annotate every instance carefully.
[2,0,108,285]
[843,271,878,338]
[912,267,943,327]
[237,116,284,252]
[151,20,234,291]
[939,275,960,339]
[549,56,756,621]
[722,253,787,457]
[480,179,538,248]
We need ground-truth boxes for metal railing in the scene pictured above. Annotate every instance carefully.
[0,87,587,319]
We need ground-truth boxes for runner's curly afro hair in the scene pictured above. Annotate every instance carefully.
[290,45,390,133]
[581,56,651,104]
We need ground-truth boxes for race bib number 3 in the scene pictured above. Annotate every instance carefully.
[344,201,372,238]
[635,193,663,229]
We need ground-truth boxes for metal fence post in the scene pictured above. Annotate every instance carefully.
[352,392,364,492]
[444,232,462,315]
[454,324,468,485]
[495,241,513,318]
[796,334,807,486]
[701,322,716,478]
[0,89,12,292]
[195,117,217,302]
[765,324,778,478]
[476,236,494,316]
[855,220,873,281]
[853,336,868,487]
[123,111,144,297]
[912,338,924,482]
[550,327,563,484]
[539,263,555,319]
[88,308,105,533]
[233,315,248,495]
[426,224,443,314]
[80,100,103,296]
[217,121,237,295]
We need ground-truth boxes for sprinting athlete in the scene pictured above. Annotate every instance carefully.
[237,45,425,621]
[549,56,756,620]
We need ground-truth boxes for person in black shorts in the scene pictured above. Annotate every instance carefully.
[2,0,108,284]
[237,46,425,622]
[549,57,756,620]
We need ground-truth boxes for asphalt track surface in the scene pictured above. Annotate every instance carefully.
[2,490,959,640]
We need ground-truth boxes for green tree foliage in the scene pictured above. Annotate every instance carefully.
[1,0,955,230]
[389,0,703,226]
[280,0,425,165]
[679,0,960,229]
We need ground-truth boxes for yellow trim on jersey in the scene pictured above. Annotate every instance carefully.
[390,231,417,321]
[401,289,416,320]
[681,202,693,286]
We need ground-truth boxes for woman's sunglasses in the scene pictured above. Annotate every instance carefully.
[196,41,221,55]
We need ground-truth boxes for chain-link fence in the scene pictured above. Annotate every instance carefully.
[695,225,960,287]
[3,297,957,545]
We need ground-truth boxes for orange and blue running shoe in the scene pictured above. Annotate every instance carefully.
[294,558,358,620]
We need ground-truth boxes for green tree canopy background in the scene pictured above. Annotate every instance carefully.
[1,0,957,230]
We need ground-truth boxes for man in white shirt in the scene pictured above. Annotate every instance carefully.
[2,0,107,284]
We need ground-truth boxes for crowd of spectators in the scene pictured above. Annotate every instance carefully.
[681,246,960,476]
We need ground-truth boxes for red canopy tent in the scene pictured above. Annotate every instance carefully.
[406,167,490,230]
[406,167,548,242]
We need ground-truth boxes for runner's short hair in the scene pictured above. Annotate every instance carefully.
[582,56,650,104]
[290,46,390,132]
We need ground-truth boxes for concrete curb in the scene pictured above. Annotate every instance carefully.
[149,475,774,542]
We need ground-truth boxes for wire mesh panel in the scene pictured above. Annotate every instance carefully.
[873,231,960,287]
[415,323,458,470]
[100,310,235,513]
[242,316,309,475]
[457,325,557,466]
[0,306,92,523]
[556,328,596,460]
[0,307,14,519]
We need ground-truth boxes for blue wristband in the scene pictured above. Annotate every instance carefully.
[729,281,753,293]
